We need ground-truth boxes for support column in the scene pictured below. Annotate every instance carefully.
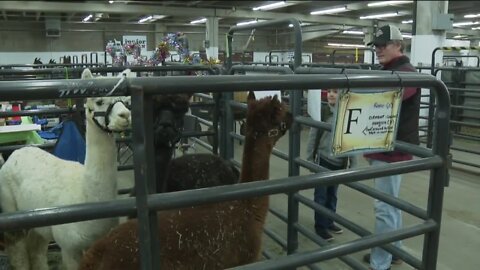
[410,1,449,69]
[410,1,449,146]
[363,26,377,65]
[205,17,219,59]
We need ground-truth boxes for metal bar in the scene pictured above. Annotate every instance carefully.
[294,223,370,270]
[294,193,421,268]
[331,47,375,65]
[0,157,443,231]
[230,65,294,74]
[422,78,451,270]
[450,120,480,128]
[0,108,75,117]
[233,221,436,270]
[130,88,160,270]
[226,18,302,70]
[0,73,445,101]
[190,137,213,152]
[263,228,287,250]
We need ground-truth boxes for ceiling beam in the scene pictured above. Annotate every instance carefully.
[0,1,475,36]
[0,1,408,30]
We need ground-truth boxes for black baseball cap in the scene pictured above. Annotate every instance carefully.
[367,25,403,46]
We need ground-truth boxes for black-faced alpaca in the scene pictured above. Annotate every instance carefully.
[129,94,191,196]
[165,153,239,192]
[78,92,293,270]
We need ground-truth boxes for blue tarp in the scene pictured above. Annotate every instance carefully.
[52,120,86,164]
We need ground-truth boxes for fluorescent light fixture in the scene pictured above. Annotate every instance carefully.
[138,16,152,23]
[236,19,265,26]
[360,12,399,19]
[190,18,207,24]
[150,15,166,21]
[311,6,347,15]
[472,26,480,30]
[453,21,479,27]
[402,19,413,24]
[108,0,114,3]
[137,15,165,23]
[453,35,466,39]
[342,30,364,35]
[252,1,286,11]
[402,33,412,39]
[82,14,92,22]
[288,22,311,27]
[327,43,366,48]
[464,14,480,18]
[367,1,412,7]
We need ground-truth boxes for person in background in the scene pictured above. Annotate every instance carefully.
[363,24,421,270]
[306,88,356,241]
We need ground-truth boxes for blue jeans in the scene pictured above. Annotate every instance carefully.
[369,159,403,270]
[314,184,338,230]
[314,158,343,230]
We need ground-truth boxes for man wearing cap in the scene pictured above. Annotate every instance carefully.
[363,25,421,270]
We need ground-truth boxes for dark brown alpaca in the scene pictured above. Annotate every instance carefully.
[79,92,292,270]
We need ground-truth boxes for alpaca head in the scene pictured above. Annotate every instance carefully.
[82,68,132,133]
[245,91,293,143]
[153,93,191,147]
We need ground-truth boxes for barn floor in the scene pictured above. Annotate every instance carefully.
[5,127,473,269]
[113,127,480,270]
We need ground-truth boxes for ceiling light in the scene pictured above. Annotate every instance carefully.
[311,6,347,15]
[236,19,265,26]
[108,0,114,3]
[252,1,286,11]
[402,19,413,24]
[453,35,467,39]
[402,33,412,39]
[472,26,480,30]
[288,22,311,27]
[453,21,479,27]
[360,12,399,19]
[150,15,166,22]
[342,30,364,35]
[464,14,480,18]
[82,14,92,22]
[327,43,366,48]
[367,1,412,7]
[190,18,207,24]
[138,15,152,23]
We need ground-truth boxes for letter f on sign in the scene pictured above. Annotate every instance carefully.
[345,108,362,134]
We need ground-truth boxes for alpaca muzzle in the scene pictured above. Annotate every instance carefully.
[154,110,183,147]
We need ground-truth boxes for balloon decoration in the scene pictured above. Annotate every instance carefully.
[123,43,145,66]
[164,32,190,61]
[149,41,170,65]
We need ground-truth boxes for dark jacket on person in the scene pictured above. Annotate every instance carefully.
[364,55,421,162]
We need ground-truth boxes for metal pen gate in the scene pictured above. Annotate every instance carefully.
[0,71,450,270]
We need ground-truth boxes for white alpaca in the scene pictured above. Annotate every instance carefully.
[0,68,132,270]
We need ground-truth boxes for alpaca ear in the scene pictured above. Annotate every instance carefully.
[247,91,256,102]
[81,68,94,79]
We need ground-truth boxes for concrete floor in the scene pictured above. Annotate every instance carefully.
[114,126,479,270]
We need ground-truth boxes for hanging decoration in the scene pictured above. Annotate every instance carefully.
[123,43,146,65]
[105,39,125,66]
[163,32,190,61]
[149,41,170,65]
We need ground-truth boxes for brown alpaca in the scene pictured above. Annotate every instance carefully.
[79,92,292,270]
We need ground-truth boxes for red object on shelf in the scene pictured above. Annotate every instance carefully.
[11,103,21,121]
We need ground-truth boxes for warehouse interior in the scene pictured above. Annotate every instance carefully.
[0,1,478,270]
